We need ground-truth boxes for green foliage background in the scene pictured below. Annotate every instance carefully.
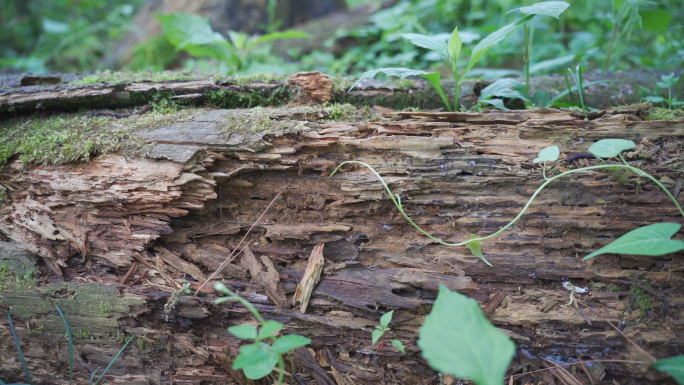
[1,0,682,76]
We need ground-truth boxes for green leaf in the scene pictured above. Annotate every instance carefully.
[257,320,285,340]
[640,10,673,32]
[229,324,258,340]
[479,78,528,101]
[533,146,560,163]
[652,355,684,384]
[643,96,665,104]
[233,342,279,379]
[510,1,570,18]
[228,31,249,50]
[419,72,451,111]
[465,235,492,267]
[548,80,611,106]
[156,13,234,62]
[271,335,311,354]
[529,53,575,74]
[588,139,635,158]
[479,99,509,111]
[349,68,432,91]
[447,27,462,71]
[530,90,551,107]
[463,15,534,79]
[391,339,406,353]
[583,223,684,261]
[380,310,394,328]
[402,33,449,60]
[418,286,515,385]
[371,329,385,345]
[247,30,310,48]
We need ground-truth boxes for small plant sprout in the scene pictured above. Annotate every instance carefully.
[349,1,569,111]
[371,310,405,353]
[215,282,311,383]
[642,72,684,109]
[565,65,589,119]
[331,139,684,265]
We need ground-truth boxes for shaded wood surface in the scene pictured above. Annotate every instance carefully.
[1,70,680,116]
[1,102,684,384]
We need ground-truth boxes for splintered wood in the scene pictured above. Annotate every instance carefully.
[1,104,683,384]
[293,242,325,313]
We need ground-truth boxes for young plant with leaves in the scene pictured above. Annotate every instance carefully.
[641,72,684,110]
[156,13,308,75]
[331,139,684,266]
[349,1,569,111]
[371,310,405,353]
[215,282,311,383]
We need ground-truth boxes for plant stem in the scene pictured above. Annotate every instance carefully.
[330,161,684,251]
[454,81,461,111]
[215,284,267,324]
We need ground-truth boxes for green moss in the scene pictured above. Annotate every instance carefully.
[0,262,9,291]
[99,300,114,317]
[70,69,199,85]
[645,107,684,121]
[72,329,92,339]
[605,166,630,184]
[214,73,287,86]
[630,285,653,318]
[0,107,206,165]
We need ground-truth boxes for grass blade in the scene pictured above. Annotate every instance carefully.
[6,311,34,385]
[93,336,135,385]
[55,306,74,385]
[89,368,100,384]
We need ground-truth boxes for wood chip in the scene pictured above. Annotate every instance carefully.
[293,242,325,313]
[240,247,289,308]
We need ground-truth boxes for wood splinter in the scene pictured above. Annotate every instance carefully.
[293,242,325,313]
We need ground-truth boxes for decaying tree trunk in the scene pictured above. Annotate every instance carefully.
[0,73,683,385]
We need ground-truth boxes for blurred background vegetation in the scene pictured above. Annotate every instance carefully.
[1,0,682,78]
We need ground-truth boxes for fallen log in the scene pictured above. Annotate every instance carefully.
[0,97,683,384]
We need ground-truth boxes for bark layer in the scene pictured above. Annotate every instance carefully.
[1,103,683,384]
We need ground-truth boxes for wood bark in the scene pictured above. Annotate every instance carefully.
[1,70,680,116]
[1,87,683,384]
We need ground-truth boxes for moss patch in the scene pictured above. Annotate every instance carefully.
[0,107,207,165]
[645,107,684,121]
[69,69,200,85]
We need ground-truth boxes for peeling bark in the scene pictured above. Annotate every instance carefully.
[1,103,683,384]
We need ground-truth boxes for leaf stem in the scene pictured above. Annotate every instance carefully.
[330,161,684,253]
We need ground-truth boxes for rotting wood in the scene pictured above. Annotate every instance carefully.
[293,242,325,313]
[1,104,683,384]
[0,70,677,115]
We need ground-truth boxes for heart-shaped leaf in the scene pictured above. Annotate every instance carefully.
[583,223,684,261]
[533,146,560,163]
[418,286,515,385]
[651,355,684,384]
[588,139,635,158]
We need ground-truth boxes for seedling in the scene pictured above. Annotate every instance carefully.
[641,72,684,109]
[215,282,310,383]
[371,310,405,353]
[156,13,308,74]
[331,139,684,265]
[349,1,569,111]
